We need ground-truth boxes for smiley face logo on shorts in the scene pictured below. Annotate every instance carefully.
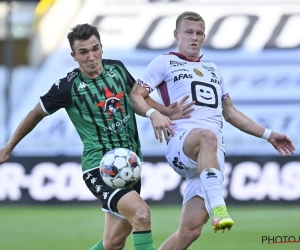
[191,81,218,108]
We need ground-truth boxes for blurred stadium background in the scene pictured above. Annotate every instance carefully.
[0,0,300,249]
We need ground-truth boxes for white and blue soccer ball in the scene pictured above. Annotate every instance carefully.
[99,148,142,189]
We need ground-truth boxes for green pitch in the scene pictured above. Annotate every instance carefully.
[0,205,299,250]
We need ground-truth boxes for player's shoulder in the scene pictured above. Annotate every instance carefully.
[157,53,176,60]
[65,68,81,83]
[201,59,218,67]
[57,68,80,84]
[52,68,80,91]
[103,59,126,68]
[149,53,173,65]
[200,60,220,71]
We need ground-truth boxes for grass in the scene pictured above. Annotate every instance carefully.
[0,205,299,250]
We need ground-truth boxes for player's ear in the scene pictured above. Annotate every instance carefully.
[100,43,103,54]
[71,51,77,62]
[202,34,206,43]
[174,29,178,41]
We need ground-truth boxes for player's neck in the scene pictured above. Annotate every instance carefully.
[176,50,200,61]
[79,65,103,79]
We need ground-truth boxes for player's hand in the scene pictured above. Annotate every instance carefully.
[268,132,295,155]
[149,111,175,143]
[165,95,195,120]
[0,147,11,164]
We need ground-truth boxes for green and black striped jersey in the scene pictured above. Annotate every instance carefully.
[40,59,143,172]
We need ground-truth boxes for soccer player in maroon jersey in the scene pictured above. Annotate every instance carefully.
[129,11,295,250]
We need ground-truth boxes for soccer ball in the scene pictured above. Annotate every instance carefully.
[99,148,142,189]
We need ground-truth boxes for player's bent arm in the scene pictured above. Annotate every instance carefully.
[130,83,175,142]
[5,103,47,153]
[144,96,168,116]
[222,96,265,138]
[129,83,161,117]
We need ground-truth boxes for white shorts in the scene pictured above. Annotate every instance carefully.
[102,208,126,219]
[165,128,225,215]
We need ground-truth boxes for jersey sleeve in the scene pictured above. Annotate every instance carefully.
[123,63,136,93]
[213,63,229,100]
[40,78,73,115]
[137,55,167,93]
[113,60,136,94]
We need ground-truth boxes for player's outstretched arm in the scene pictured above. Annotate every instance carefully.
[145,95,195,120]
[0,103,47,164]
[129,83,174,143]
[267,132,295,156]
[222,96,295,155]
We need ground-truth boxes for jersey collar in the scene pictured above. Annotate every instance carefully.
[169,52,203,62]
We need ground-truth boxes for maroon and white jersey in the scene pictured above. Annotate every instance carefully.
[138,52,229,151]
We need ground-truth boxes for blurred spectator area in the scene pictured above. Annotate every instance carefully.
[0,0,36,65]
[0,0,82,146]
[0,0,82,66]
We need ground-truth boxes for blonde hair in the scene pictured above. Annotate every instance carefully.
[176,11,205,30]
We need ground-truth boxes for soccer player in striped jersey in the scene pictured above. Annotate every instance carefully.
[0,24,194,250]
[129,11,295,250]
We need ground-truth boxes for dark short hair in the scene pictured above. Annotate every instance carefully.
[67,23,101,51]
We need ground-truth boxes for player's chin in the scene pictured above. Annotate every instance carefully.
[88,63,100,69]
[86,68,99,75]
[188,48,200,56]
